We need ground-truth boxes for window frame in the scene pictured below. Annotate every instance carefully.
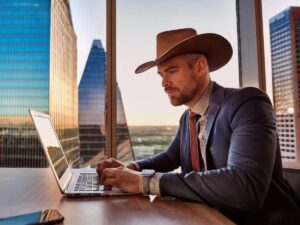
[106,0,283,167]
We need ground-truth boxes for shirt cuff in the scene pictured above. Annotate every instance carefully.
[149,173,162,196]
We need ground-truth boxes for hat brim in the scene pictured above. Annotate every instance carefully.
[135,33,232,74]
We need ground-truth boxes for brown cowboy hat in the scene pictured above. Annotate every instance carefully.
[135,28,232,74]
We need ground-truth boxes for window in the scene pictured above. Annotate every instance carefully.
[262,0,300,167]
[116,0,238,161]
[70,0,107,167]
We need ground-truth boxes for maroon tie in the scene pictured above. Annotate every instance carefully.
[189,111,204,172]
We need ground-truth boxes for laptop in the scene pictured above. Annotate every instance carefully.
[29,109,133,196]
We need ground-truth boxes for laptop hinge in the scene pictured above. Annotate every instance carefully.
[62,173,73,192]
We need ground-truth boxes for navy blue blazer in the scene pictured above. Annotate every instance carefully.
[137,82,300,225]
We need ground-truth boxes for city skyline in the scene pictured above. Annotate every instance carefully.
[70,0,300,126]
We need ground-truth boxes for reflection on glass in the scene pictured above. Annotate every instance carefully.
[0,0,79,168]
[32,114,68,179]
[48,146,68,179]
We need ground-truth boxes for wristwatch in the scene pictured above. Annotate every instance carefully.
[141,169,155,195]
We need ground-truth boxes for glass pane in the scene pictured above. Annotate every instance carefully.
[0,0,79,168]
[262,0,300,167]
[70,0,107,168]
[115,84,135,163]
[116,0,238,161]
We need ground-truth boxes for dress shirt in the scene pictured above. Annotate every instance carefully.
[149,81,214,195]
[191,81,214,171]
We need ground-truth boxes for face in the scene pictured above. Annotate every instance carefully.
[157,55,209,107]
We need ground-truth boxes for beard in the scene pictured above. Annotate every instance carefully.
[163,70,204,106]
[165,85,199,106]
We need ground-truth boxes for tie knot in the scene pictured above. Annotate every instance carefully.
[189,111,200,120]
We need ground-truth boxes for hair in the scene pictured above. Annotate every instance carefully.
[182,53,209,72]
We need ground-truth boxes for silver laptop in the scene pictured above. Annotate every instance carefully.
[29,109,133,196]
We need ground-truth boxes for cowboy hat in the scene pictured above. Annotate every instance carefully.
[135,28,232,74]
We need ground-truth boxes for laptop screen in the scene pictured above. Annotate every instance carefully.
[32,114,68,179]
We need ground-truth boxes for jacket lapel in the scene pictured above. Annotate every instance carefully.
[205,82,225,145]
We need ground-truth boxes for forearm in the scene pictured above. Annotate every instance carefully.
[135,152,180,172]
[159,166,268,211]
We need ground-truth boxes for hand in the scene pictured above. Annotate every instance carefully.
[100,166,143,193]
[96,158,125,180]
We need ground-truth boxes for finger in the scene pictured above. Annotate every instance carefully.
[103,178,118,188]
[102,158,115,169]
[97,159,113,179]
[96,162,103,176]
[106,158,113,166]
[100,168,115,185]
[109,158,125,168]
[98,163,106,180]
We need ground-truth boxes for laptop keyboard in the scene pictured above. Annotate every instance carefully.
[74,172,104,192]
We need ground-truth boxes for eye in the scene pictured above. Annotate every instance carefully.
[167,68,177,74]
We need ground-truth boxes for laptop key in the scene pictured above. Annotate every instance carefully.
[74,172,100,192]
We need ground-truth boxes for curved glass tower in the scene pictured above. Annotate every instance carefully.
[0,0,79,167]
[79,40,134,167]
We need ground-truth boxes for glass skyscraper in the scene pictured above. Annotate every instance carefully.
[79,40,134,167]
[270,7,300,164]
[0,0,79,167]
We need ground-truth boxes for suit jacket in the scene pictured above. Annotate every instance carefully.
[137,82,300,225]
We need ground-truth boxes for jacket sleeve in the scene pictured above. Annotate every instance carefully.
[135,113,186,172]
[159,92,277,211]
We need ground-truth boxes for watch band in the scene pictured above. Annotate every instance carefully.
[141,169,155,195]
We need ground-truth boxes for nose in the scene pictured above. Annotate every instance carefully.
[161,75,171,88]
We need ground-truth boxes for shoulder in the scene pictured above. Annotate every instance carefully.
[179,109,189,125]
[211,82,271,107]
[225,86,270,102]
[222,86,272,108]
[216,85,274,122]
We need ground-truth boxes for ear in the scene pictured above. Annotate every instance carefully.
[194,56,207,77]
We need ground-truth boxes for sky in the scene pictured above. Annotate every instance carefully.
[69,0,300,126]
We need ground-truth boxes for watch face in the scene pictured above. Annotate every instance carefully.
[142,169,155,176]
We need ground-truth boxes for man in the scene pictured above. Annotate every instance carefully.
[97,28,300,224]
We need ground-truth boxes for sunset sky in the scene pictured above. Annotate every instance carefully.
[70,0,300,126]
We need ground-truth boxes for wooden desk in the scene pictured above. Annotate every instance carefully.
[0,168,234,225]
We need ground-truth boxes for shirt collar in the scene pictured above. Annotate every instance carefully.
[191,81,214,117]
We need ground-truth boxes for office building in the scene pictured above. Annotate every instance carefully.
[270,7,300,164]
[0,0,79,167]
[79,40,134,167]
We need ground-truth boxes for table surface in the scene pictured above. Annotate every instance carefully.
[0,168,235,225]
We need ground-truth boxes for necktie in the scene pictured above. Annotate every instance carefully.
[189,111,200,171]
[189,111,204,172]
